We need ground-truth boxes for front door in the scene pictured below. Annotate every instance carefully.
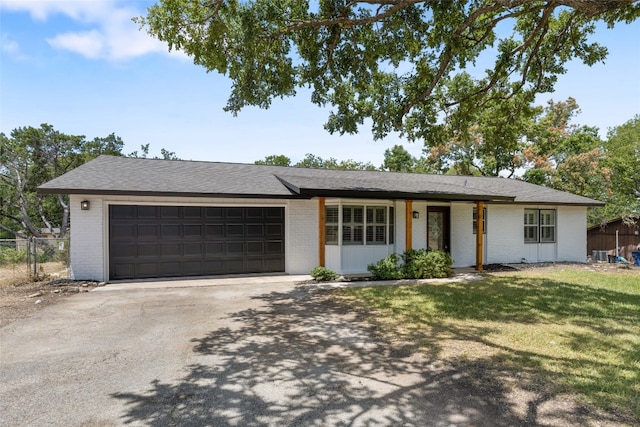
[427,207,450,252]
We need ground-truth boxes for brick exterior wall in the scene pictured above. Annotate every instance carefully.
[68,194,589,281]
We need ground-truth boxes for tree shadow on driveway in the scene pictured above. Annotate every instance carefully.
[112,286,606,426]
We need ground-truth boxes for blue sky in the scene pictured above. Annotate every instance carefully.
[1,1,639,166]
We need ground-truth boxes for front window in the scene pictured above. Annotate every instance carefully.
[342,206,364,245]
[324,204,394,246]
[366,207,387,244]
[524,209,555,243]
[325,206,339,245]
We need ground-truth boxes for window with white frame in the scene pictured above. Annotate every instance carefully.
[342,206,364,245]
[325,206,339,245]
[524,209,555,243]
[539,209,556,242]
[366,206,387,244]
[324,204,394,246]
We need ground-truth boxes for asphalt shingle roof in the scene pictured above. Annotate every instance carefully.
[38,155,604,206]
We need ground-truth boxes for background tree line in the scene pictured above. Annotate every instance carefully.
[0,124,177,239]
[1,105,636,239]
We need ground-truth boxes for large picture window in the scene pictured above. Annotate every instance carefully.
[324,204,394,246]
[524,209,555,243]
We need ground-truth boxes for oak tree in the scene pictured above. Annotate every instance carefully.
[138,0,639,141]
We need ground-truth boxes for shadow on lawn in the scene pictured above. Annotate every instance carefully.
[112,281,635,426]
[340,276,640,422]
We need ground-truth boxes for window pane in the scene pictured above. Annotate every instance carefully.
[524,210,538,225]
[376,208,385,223]
[326,206,338,224]
[325,225,338,245]
[343,225,352,242]
[353,226,363,243]
[343,207,351,223]
[389,207,394,225]
[540,226,555,242]
[524,225,538,243]
[353,207,363,223]
[366,207,373,223]
[389,224,395,244]
[540,210,555,226]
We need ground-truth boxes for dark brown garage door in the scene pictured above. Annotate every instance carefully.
[109,205,285,280]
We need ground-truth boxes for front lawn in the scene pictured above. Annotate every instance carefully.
[334,266,640,421]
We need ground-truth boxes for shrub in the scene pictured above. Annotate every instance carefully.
[369,249,453,280]
[0,247,28,266]
[404,249,453,279]
[310,266,339,282]
[367,253,402,280]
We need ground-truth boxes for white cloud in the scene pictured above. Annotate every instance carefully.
[1,34,21,55]
[1,0,185,61]
[47,29,103,59]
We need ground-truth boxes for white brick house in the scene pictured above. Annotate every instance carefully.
[40,156,603,282]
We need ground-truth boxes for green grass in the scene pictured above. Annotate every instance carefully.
[335,267,640,419]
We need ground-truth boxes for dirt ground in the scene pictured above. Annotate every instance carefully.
[0,262,101,327]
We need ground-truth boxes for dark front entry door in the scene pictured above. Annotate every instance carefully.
[109,205,285,280]
[427,206,450,252]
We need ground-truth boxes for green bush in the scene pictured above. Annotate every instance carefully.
[0,247,28,266]
[405,249,453,279]
[310,266,339,282]
[367,253,402,280]
[368,249,453,280]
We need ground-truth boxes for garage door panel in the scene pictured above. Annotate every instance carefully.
[226,207,243,219]
[111,243,137,258]
[161,262,181,276]
[205,207,223,219]
[246,258,263,271]
[225,259,244,274]
[161,243,182,257]
[226,224,244,238]
[161,224,181,238]
[227,241,244,255]
[138,243,159,258]
[110,205,285,280]
[183,261,202,275]
[206,242,223,255]
[184,206,202,218]
[138,262,160,277]
[266,224,283,237]
[161,206,181,218]
[113,263,135,279]
[266,241,283,254]
[184,224,202,238]
[137,206,158,219]
[111,224,135,240]
[111,205,136,219]
[184,242,203,257]
[247,224,264,237]
[247,241,264,254]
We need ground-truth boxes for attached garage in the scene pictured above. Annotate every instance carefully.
[109,205,285,280]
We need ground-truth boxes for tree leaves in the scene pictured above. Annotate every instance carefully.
[138,0,638,140]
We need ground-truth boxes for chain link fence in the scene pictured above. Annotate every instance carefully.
[0,237,70,284]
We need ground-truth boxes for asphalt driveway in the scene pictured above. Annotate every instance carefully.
[1,276,518,427]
